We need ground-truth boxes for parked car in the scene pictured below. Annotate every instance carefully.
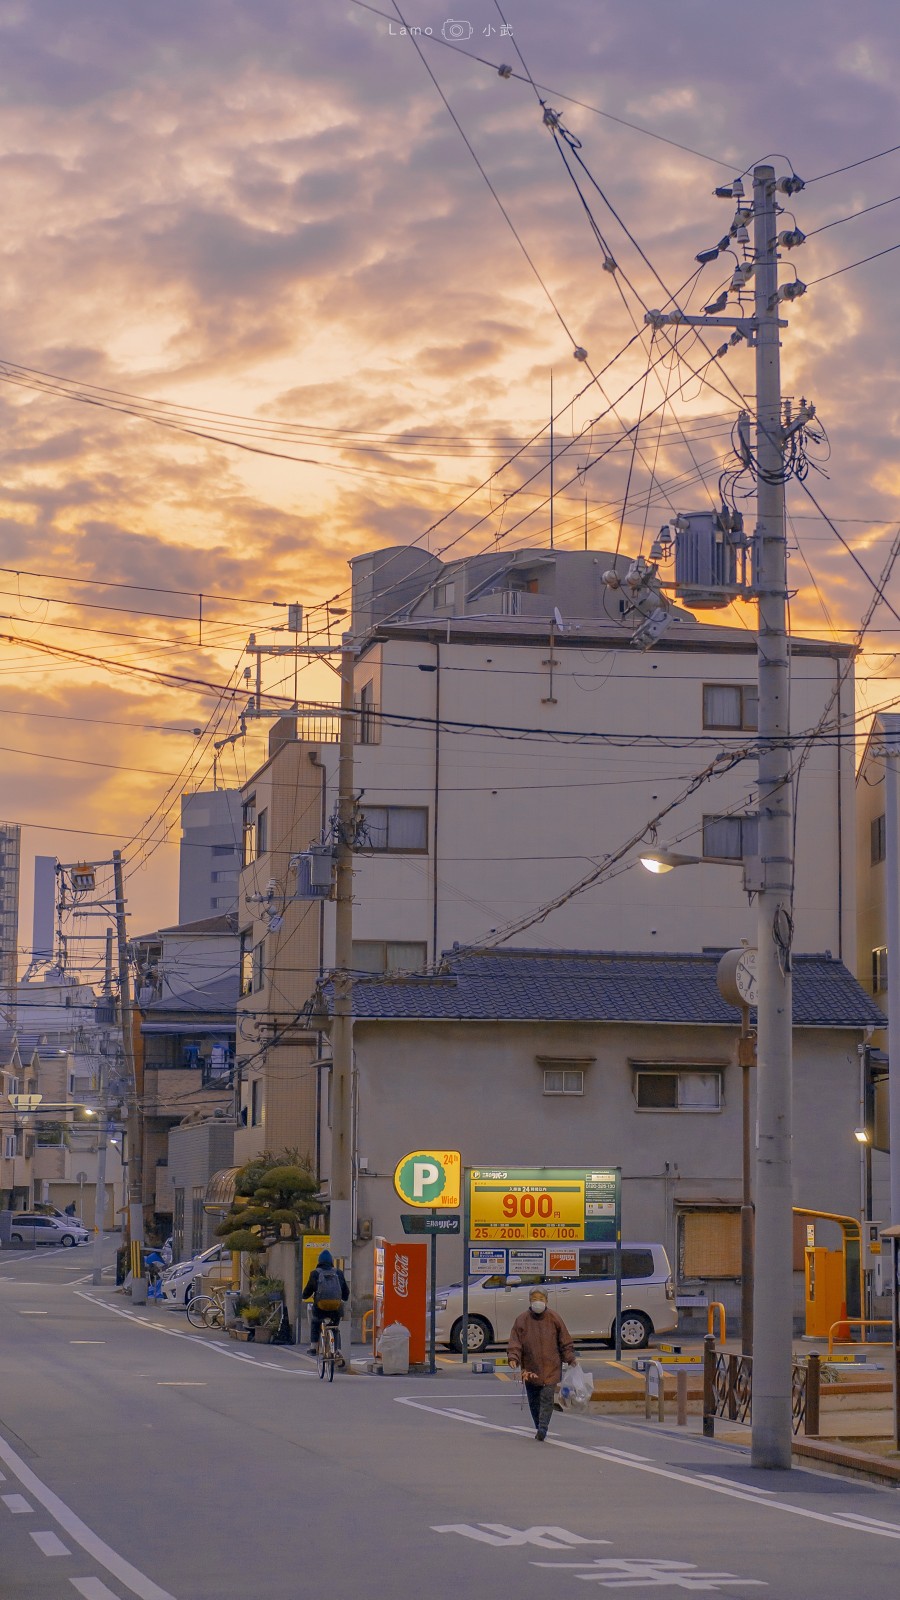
[160,1244,233,1306]
[9,1213,90,1248]
[434,1242,676,1353]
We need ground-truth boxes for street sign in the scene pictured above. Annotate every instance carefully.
[393,1150,461,1209]
[401,1213,461,1235]
[468,1167,620,1243]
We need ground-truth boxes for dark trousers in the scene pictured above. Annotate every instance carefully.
[525,1381,556,1437]
[309,1307,342,1353]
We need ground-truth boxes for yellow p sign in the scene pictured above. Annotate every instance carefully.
[393,1150,461,1208]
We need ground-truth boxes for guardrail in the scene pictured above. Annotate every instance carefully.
[702,1336,821,1439]
[826,1319,892,1359]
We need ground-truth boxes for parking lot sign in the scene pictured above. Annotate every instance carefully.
[393,1150,461,1209]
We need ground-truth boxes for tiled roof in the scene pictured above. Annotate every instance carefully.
[322,948,884,1029]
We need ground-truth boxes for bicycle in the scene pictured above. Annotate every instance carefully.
[316,1320,338,1381]
[185,1284,229,1330]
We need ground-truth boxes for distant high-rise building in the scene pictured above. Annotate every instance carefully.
[0,822,21,988]
[178,791,243,923]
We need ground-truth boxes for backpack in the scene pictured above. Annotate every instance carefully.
[314,1267,343,1313]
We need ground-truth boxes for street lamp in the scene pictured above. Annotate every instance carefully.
[639,848,702,874]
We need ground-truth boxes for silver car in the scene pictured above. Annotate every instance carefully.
[434,1242,676,1353]
[10,1213,90,1247]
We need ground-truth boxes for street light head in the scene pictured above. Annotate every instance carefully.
[854,1127,870,1145]
[639,849,702,874]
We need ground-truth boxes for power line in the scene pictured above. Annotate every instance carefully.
[808,143,900,183]
[806,241,900,285]
[806,193,900,237]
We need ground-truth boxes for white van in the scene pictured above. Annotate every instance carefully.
[434,1242,676,1353]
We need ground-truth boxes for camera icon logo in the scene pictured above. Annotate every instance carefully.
[441,19,473,40]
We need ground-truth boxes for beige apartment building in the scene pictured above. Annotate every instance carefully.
[233,544,858,1189]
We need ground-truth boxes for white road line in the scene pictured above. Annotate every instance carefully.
[71,1579,122,1599]
[0,1433,178,1600]
[694,1474,775,1495]
[70,1340,107,1345]
[396,1398,900,1543]
[73,1292,313,1374]
[3,1492,33,1512]
[17,1310,48,1315]
[31,1529,71,1556]
[834,1511,900,1532]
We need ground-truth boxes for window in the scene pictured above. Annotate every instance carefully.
[256,808,268,857]
[634,1068,723,1111]
[4,1133,16,1159]
[250,1078,263,1127]
[702,684,758,730]
[210,896,235,910]
[575,1249,656,1281]
[252,938,266,993]
[191,1186,205,1255]
[872,946,888,994]
[242,798,257,866]
[6,1076,19,1097]
[239,931,253,997]
[211,870,237,883]
[679,1208,741,1278]
[358,679,378,745]
[702,813,758,861]
[872,814,886,866]
[542,1067,585,1096]
[212,844,238,857]
[361,805,428,853]
[433,580,456,609]
[352,940,427,974]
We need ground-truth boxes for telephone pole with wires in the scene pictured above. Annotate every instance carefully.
[642,162,809,1469]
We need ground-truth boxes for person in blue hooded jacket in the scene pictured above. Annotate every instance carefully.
[302,1248,349,1360]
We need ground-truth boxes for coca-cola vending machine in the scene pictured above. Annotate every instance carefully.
[373,1238,427,1364]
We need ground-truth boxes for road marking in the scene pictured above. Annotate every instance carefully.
[531,1555,765,1588]
[70,1340,107,1345]
[434,1524,611,1549]
[3,1492,33,1512]
[694,1475,774,1496]
[74,1292,313,1374]
[156,1382,207,1387]
[834,1511,900,1532]
[71,1580,122,1599]
[17,1309,48,1315]
[397,1398,900,1542]
[31,1529,71,1556]
[0,1432,178,1600]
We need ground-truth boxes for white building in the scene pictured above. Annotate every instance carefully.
[233,545,857,1179]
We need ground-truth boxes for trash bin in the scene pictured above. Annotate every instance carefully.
[380,1321,410,1375]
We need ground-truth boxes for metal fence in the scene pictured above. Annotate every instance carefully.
[702,1337,820,1439]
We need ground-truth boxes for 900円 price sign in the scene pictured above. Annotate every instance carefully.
[468,1167,619,1243]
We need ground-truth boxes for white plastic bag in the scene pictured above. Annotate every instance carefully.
[559,1362,593,1412]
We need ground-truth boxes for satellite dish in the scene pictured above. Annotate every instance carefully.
[552,607,565,631]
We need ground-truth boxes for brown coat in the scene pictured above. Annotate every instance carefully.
[508,1307,575,1386]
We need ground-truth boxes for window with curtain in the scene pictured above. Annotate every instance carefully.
[702,684,758,730]
[352,940,427,974]
[702,813,758,861]
[634,1068,722,1111]
[361,805,428,852]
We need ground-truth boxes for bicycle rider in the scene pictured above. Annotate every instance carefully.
[302,1249,349,1364]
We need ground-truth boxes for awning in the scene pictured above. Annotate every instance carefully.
[203,1166,241,1215]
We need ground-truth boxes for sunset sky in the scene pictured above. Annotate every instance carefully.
[0,0,898,956]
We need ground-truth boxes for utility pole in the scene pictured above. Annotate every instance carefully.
[91,927,114,1288]
[884,739,900,1224]
[329,638,356,1303]
[113,851,145,1304]
[750,164,794,1470]
[644,162,806,1466]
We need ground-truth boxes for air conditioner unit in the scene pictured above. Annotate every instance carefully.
[672,510,750,608]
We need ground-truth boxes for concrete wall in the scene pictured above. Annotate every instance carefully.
[346,1018,863,1314]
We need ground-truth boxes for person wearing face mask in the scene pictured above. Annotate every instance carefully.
[507,1287,577,1441]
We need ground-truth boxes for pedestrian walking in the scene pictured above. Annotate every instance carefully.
[508,1288,576,1441]
[64,1202,77,1217]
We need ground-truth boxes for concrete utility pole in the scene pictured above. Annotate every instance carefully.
[113,850,145,1303]
[884,740,900,1224]
[329,639,356,1303]
[750,164,794,1471]
[91,927,114,1288]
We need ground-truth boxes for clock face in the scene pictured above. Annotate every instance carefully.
[735,948,758,1005]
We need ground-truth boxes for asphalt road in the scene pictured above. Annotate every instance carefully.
[2,1243,900,1599]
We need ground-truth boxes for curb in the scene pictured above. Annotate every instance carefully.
[793,1438,900,1486]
